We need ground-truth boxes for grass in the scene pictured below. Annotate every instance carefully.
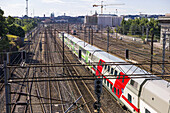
[24,38,28,41]
[9,41,16,46]
[7,34,19,46]
[7,34,18,41]
[127,34,141,38]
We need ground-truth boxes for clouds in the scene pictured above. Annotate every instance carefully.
[42,0,65,4]
[1,0,170,17]
[8,3,25,8]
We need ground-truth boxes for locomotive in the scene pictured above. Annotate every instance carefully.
[59,32,170,113]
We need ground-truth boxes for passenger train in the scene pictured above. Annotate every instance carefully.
[59,32,170,113]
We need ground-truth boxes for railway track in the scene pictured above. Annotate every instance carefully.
[43,26,103,112]
[0,27,40,93]
[53,29,100,112]
[50,24,126,112]
[0,26,43,113]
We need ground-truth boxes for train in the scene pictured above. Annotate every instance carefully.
[71,30,76,35]
[59,32,170,113]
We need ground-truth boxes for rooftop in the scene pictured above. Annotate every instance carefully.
[158,14,170,23]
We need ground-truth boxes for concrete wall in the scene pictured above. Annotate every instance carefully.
[160,24,170,50]
[98,16,113,27]
[84,16,98,26]
[84,15,123,28]
[98,16,123,27]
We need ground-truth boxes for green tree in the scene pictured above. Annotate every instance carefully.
[8,24,25,37]
[129,23,137,35]
[0,9,8,37]
[7,16,15,25]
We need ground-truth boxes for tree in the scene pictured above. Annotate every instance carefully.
[7,16,15,25]
[129,23,137,35]
[0,9,8,37]
[117,17,160,40]
[8,24,25,37]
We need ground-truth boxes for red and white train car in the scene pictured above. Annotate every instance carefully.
[60,33,170,113]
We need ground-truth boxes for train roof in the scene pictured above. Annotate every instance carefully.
[64,33,168,86]
[142,79,170,103]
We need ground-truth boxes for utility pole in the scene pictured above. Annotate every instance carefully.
[91,27,93,45]
[162,32,166,75]
[89,26,91,44]
[115,27,118,41]
[146,27,149,42]
[4,59,11,113]
[67,23,69,34]
[169,30,170,51]
[107,26,110,52]
[150,34,154,72]
[84,26,86,47]
[62,33,65,75]
[26,0,28,16]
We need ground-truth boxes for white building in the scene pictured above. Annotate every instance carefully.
[158,14,170,50]
[84,14,123,28]
[98,15,123,27]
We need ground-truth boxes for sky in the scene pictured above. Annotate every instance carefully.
[0,0,170,17]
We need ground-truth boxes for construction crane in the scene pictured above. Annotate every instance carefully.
[93,1,125,14]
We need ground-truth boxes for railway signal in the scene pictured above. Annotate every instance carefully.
[94,78,102,98]
[93,101,101,111]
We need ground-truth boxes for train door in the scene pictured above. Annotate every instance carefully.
[73,42,75,51]
[96,59,105,78]
[85,51,90,63]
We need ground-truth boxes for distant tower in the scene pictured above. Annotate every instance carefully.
[26,0,28,16]
[95,11,98,16]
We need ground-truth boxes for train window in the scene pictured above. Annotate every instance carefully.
[89,53,91,56]
[101,62,104,67]
[111,68,114,74]
[145,109,151,113]
[114,70,118,76]
[104,78,106,84]
[118,73,121,79]
[122,75,125,83]
[108,66,110,72]
[107,81,109,87]
[118,89,119,95]
[104,65,107,70]
[130,80,138,89]
[93,65,97,70]
[130,79,135,86]
[99,60,102,65]
[128,94,132,103]
[110,84,113,90]
[101,75,103,80]
[114,87,116,94]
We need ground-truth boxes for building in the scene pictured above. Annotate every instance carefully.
[122,14,164,20]
[158,14,170,50]
[98,16,113,27]
[84,13,123,28]
[50,13,55,20]
[84,12,98,26]
[56,14,84,23]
